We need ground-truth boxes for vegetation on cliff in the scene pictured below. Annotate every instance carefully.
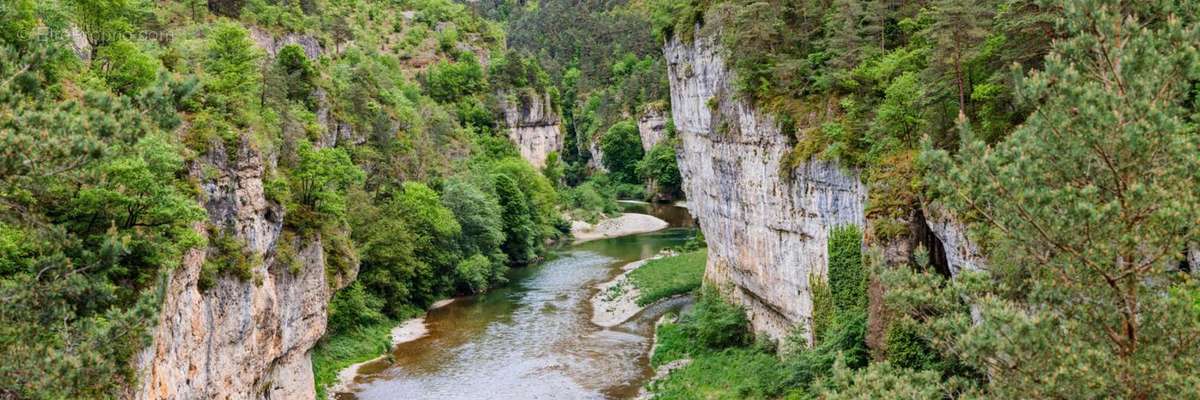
[0,0,578,396]
[649,0,1200,397]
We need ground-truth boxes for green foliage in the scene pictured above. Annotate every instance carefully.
[903,2,1200,397]
[199,225,257,291]
[540,151,564,187]
[882,318,940,371]
[276,44,317,110]
[0,0,36,47]
[425,53,485,103]
[636,140,682,198]
[560,180,619,223]
[487,49,551,92]
[311,318,397,400]
[827,225,865,314]
[0,40,204,397]
[95,40,159,95]
[683,288,751,349]
[288,141,365,226]
[202,22,262,125]
[599,120,644,184]
[493,173,539,264]
[327,282,387,334]
[628,250,706,306]
[68,0,147,49]
[808,275,834,344]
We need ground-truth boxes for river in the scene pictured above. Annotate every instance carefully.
[335,202,696,400]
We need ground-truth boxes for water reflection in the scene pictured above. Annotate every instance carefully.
[339,203,695,400]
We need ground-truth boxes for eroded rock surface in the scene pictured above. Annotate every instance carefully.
[666,28,866,341]
[638,107,669,151]
[499,90,563,168]
[134,137,353,400]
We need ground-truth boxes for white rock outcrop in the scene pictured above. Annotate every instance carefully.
[499,90,563,169]
[134,136,354,400]
[638,107,669,151]
[666,28,867,341]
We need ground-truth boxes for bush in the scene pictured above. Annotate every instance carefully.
[599,120,644,184]
[327,282,387,334]
[425,53,485,103]
[561,181,618,223]
[682,288,750,349]
[828,225,865,314]
[95,40,159,95]
[636,140,682,197]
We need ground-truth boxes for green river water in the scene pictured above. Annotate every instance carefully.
[337,202,696,399]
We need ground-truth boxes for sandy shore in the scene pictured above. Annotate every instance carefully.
[329,299,457,397]
[571,213,668,244]
[590,259,652,327]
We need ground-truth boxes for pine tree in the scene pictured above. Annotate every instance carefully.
[928,0,994,118]
[910,1,1200,397]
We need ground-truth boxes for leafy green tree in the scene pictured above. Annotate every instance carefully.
[203,22,262,124]
[289,141,364,224]
[541,151,564,187]
[425,53,485,103]
[599,120,644,184]
[636,141,681,197]
[68,0,148,54]
[441,179,507,268]
[0,41,203,398]
[276,44,317,110]
[493,173,538,264]
[910,1,1200,397]
[0,0,35,47]
[927,0,995,117]
[95,40,159,95]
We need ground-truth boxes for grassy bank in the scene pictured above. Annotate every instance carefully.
[645,288,871,400]
[310,320,398,399]
[629,250,706,306]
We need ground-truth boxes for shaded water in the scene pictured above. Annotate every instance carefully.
[338,203,696,400]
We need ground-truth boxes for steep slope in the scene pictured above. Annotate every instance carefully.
[665,28,866,340]
[498,90,563,168]
[134,137,354,400]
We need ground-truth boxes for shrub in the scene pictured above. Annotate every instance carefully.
[95,40,159,95]
[425,53,485,103]
[599,120,644,184]
[682,288,750,349]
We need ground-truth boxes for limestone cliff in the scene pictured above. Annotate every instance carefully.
[665,29,867,340]
[134,134,353,400]
[133,31,354,400]
[499,90,563,169]
[638,106,669,152]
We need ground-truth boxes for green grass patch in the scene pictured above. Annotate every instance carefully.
[629,250,707,306]
[311,320,396,399]
[649,347,800,400]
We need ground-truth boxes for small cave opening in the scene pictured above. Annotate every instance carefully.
[912,209,952,278]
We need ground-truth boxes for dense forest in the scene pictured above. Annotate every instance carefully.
[0,0,616,396]
[637,0,1200,398]
[2,0,1200,398]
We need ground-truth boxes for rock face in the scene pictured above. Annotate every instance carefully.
[134,137,352,400]
[638,107,669,151]
[499,90,563,169]
[665,29,867,341]
[924,204,986,276]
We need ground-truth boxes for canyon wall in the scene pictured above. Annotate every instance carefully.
[134,135,354,400]
[499,90,563,169]
[638,106,669,151]
[665,29,867,340]
[134,32,355,400]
